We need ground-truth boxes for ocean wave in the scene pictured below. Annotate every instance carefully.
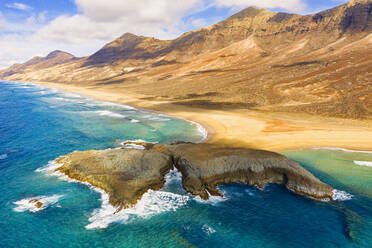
[86,189,190,229]
[61,92,83,98]
[354,161,372,167]
[39,88,59,95]
[91,101,136,110]
[0,154,7,160]
[311,147,372,154]
[120,139,158,150]
[332,189,353,201]
[38,160,190,229]
[51,97,85,104]
[202,224,216,235]
[193,188,228,205]
[85,110,126,119]
[36,157,86,184]
[163,168,183,189]
[143,115,171,122]
[86,168,189,229]
[130,119,141,123]
[121,143,146,150]
[13,195,63,213]
[189,121,208,142]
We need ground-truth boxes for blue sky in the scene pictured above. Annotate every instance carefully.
[0,0,350,67]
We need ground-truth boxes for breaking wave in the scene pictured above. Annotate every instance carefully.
[332,189,353,201]
[311,147,372,154]
[13,195,63,213]
[84,110,126,119]
[354,161,372,168]
[37,161,190,229]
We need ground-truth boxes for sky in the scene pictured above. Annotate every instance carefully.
[0,0,350,68]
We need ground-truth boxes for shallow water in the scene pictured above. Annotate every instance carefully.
[1,81,372,247]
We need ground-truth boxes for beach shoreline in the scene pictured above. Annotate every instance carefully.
[13,80,372,152]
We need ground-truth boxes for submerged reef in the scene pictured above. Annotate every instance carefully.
[55,142,334,209]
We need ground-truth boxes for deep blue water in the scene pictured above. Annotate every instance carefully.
[1,81,372,247]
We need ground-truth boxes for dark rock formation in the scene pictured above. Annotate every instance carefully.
[55,142,334,209]
[167,143,333,200]
[30,199,43,209]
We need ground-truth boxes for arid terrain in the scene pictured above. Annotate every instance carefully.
[1,0,372,151]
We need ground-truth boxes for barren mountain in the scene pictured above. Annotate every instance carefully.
[1,0,371,119]
[0,50,76,78]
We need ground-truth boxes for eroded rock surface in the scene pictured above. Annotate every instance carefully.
[55,142,334,209]
[56,149,172,208]
[167,143,333,200]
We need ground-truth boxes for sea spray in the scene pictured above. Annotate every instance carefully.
[13,195,63,213]
[332,189,353,201]
[37,160,190,229]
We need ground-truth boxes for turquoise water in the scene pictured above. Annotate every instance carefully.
[1,81,372,247]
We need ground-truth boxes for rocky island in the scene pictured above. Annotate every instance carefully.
[55,142,334,209]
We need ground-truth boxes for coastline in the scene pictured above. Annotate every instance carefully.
[12,80,372,152]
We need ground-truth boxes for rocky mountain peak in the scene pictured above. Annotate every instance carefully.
[229,6,272,20]
[45,50,75,60]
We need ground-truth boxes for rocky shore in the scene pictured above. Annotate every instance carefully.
[55,142,334,209]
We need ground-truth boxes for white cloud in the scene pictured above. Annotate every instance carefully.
[0,12,7,31]
[214,0,306,12]
[0,0,311,68]
[35,0,204,44]
[6,2,32,11]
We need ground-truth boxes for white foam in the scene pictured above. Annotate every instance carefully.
[38,159,190,229]
[311,147,372,154]
[62,92,83,99]
[354,161,372,167]
[121,143,146,150]
[0,154,7,160]
[120,139,157,150]
[40,88,59,95]
[88,110,126,118]
[202,224,216,235]
[86,169,190,229]
[50,97,85,105]
[92,101,136,110]
[193,188,228,205]
[35,160,62,174]
[130,119,141,123]
[163,168,183,189]
[189,121,208,143]
[332,189,353,201]
[13,195,63,213]
[143,115,171,122]
[86,189,190,229]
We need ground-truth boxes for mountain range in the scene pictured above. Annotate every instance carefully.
[1,0,371,119]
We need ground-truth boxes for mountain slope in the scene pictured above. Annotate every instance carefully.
[1,0,371,119]
[0,50,76,78]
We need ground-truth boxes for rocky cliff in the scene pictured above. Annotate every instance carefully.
[55,143,334,209]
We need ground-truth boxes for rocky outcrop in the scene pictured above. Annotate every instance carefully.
[56,149,173,208]
[167,143,333,200]
[55,142,334,209]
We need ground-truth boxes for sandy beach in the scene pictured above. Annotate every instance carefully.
[34,81,372,152]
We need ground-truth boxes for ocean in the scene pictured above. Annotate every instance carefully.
[1,81,372,247]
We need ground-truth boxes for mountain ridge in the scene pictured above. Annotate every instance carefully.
[1,0,371,119]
